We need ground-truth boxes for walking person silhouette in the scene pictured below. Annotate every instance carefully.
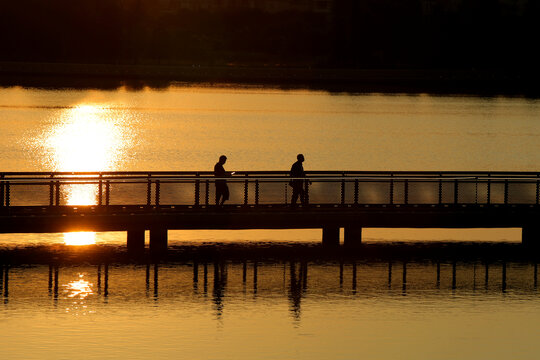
[290,154,307,206]
[214,155,231,207]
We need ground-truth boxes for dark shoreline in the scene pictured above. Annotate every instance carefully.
[1,62,539,97]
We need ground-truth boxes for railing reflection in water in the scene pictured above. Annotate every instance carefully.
[1,261,538,319]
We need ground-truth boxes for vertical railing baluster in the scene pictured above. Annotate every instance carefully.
[487,174,491,205]
[255,179,259,206]
[98,174,103,206]
[205,180,209,206]
[475,176,478,204]
[304,179,309,205]
[454,179,459,205]
[389,174,394,205]
[354,179,359,205]
[340,174,345,205]
[55,181,60,206]
[146,176,152,206]
[105,181,110,206]
[504,179,509,205]
[49,174,54,207]
[438,174,443,205]
[0,175,4,207]
[244,174,249,206]
[155,179,160,206]
[195,173,200,207]
[404,179,409,205]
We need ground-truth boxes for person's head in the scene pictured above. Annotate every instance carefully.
[219,155,227,164]
[297,154,305,162]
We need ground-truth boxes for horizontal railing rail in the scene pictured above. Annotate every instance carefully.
[1,171,539,208]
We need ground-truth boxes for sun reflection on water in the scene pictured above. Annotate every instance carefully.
[64,232,96,246]
[39,104,135,246]
[64,274,94,299]
[63,274,94,315]
[47,104,125,172]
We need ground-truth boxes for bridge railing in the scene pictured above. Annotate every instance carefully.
[1,171,539,208]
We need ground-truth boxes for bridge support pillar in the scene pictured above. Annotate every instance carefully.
[150,228,168,253]
[344,227,362,248]
[322,227,340,247]
[127,229,145,253]
[522,226,540,248]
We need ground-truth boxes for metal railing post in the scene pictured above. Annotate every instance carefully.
[244,174,249,206]
[155,180,160,206]
[341,175,345,205]
[404,179,409,205]
[49,174,54,206]
[475,177,478,204]
[255,180,259,206]
[487,175,491,205]
[55,181,60,206]
[146,176,152,206]
[304,179,310,205]
[98,174,103,206]
[389,174,394,205]
[0,175,3,207]
[105,181,110,206]
[438,174,443,205]
[195,174,200,207]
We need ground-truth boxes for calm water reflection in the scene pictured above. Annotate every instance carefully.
[1,260,539,359]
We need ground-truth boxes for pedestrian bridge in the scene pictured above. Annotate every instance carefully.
[1,171,539,252]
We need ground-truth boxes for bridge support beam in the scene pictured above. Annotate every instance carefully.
[150,228,168,253]
[127,229,145,253]
[522,226,540,248]
[322,227,340,247]
[344,227,362,248]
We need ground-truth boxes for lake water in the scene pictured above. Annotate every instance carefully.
[1,259,539,360]
[1,85,540,359]
[1,85,539,246]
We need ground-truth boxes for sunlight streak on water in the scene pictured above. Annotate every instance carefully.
[64,274,93,299]
[45,104,126,172]
[36,104,136,245]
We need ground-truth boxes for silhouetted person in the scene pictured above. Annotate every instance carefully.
[214,155,230,206]
[290,154,306,206]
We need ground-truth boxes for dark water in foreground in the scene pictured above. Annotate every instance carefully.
[1,243,540,360]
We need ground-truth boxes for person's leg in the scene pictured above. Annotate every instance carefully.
[291,184,300,205]
[216,187,222,206]
[221,186,229,206]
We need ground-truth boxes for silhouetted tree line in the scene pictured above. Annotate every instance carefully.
[0,0,538,69]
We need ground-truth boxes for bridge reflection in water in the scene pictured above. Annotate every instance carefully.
[1,171,540,251]
[1,260,538,319]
